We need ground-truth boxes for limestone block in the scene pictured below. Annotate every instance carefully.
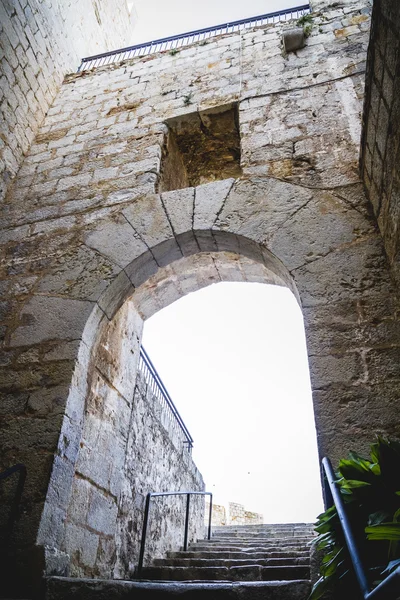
[268,192,375,270]
[194,179,235,229]
[64,522,99,571]
[122,194,174,247]
[84,213,148,269]
[309,351,365,388]
[10,296,95,346]
[124,251,159,288]
[161,188,195,235]
[282,28,305,53]
[37,244,121,301]
[97,270,134,320]
[294,236,391,307]
[215,178,313,244]
[87,488,118,537]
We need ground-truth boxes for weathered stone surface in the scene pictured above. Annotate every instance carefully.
[10,296,95,346]
[3,0,400,591]
[46,577,312,600]
[84,214,148,269]
[360,0,400,284]
[215,179,313,243]
[0,0,134,203]
[194,179,235,230]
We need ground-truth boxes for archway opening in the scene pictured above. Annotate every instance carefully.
[142,281,324,524]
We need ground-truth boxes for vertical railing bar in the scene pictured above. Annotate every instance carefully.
[184,494,191,551]
[136,491,212,578]
[137,492,151,577]
[208,493,213,540]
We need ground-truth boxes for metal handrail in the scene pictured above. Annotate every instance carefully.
[0,463,27,546]
[77,4,310,71]
[136,490,213,577]
[138,346,194,451]
[322,457,400,600]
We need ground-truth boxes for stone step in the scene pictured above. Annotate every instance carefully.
[211,530,314,538]
[140,565,310,582]
[212,523,313,530]
[208,535,314,544]
[46,576,312,600]
[212,528,314,536]
[190,544,311,553]
[153,557,310,568]
[169,550,310,560]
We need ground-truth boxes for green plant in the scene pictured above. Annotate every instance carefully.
[183,92,193,106]
[169,48,180,56]
[297,13,313,38]
[297,13,313,26]
[310,437,400,600]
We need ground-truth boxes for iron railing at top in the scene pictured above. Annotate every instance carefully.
[322,457,400,600]
[138,346,194,452]
[77,4,310,71]
[0,464,27,547]
[136,490,213,577]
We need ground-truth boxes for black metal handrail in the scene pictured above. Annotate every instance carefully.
[138,346,194,451]
[322,457,400,600]
[0,463,27,546]
[136,490,213,577]
[78,4,310,71]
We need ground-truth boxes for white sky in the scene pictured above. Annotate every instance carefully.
[134,0,323,524]
[130,0,303,43]
[143,283,324,523]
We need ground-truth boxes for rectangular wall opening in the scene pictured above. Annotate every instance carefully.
[159,104,242,192]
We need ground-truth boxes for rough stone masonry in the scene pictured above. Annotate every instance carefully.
[1,0,400,593]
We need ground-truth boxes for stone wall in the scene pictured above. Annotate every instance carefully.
[360,0,400,283]
[1,0,400,589]
[206,501,263,526]
[207,502,227,527]
[36,298,204,581]
[228,503,263,526]
[0,0,134,203]
[115,372,204,578]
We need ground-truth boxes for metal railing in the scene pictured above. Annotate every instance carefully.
[0,464,27,546]
[138,346,194,451]
[78,5,310,71]
[322,457,400,600]
[136,490,213,577]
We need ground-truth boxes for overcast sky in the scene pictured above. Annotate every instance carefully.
[143,283,323,524]
[134,0,323,524]
[130,0,303,43]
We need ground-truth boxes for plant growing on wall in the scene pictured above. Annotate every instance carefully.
[310,437,400,600]
[297,13,313,38]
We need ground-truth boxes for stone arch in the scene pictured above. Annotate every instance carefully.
[3,176,399,583]
[37,230,299,578]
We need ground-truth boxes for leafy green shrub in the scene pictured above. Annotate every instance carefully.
[310,437,400,599]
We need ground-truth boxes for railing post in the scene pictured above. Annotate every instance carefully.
[137,493,152,577]
[322,458,370,599]
[184,493,191,551]
[207,493,213,540]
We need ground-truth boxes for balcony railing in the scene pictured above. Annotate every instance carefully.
[78,4,310,72]
[138,347,194,452]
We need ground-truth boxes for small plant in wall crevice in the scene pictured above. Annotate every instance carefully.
[309,436,400,599]
[182,92,193,106]
[297,13,313,38]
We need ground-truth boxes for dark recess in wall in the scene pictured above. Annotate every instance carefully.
[159,103,242,192]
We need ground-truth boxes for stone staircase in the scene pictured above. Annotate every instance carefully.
[141,522,315,584]
[46,523,316,600]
